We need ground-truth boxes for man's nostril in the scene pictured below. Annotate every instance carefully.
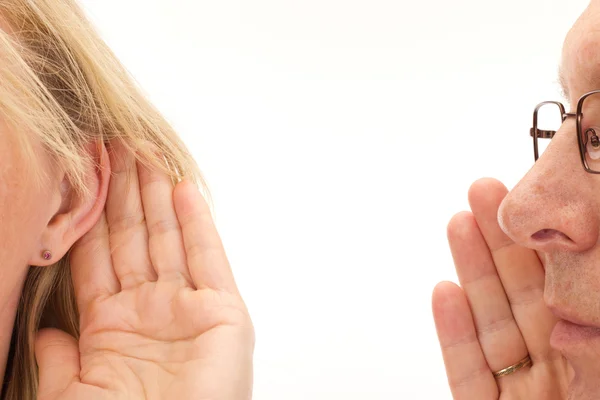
[532,228,572,242]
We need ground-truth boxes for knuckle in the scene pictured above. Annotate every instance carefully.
[185,242,209,261]
[179,208,210,228]
[109,212,145,234]
[442,332,479,350]
[476,312,514,336]
[448,364,490,389]
[147,218,180,237]
[507,284,544,308]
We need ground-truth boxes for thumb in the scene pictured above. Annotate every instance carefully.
[35,328,81,399]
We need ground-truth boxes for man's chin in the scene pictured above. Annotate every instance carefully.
[567,374,600,400]
[549,321,600,399]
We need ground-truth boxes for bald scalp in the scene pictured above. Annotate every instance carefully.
[560,2,600,101]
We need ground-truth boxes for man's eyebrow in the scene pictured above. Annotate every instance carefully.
[558,65,570,100]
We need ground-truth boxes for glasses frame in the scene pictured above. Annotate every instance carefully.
[531,89,600,174]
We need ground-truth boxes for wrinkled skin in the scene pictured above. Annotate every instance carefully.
[433,1,600,399]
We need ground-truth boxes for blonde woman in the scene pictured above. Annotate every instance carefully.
[0,1,254,399]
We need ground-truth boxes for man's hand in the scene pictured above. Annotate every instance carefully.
[432,178,571,399]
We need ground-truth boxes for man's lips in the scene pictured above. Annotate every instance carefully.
[548,306,595,327]
[548,306,600,350]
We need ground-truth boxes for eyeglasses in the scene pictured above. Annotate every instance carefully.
[531,90,600,174]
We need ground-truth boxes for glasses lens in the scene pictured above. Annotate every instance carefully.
[534,103,563,160]
[581,93,600,172]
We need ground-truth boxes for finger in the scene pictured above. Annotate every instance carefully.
[448,211,529,375]
[70,210,120,313]
[36,328,80,399]
[173,179,238,293]
[468,178,558,361]
[106,139,156,289]
[432,282,498,399]
[137,153,192,286]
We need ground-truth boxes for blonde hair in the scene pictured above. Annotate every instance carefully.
[0,1,209,398]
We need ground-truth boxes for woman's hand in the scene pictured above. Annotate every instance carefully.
[432,178,571,399]
[35,141,254,400]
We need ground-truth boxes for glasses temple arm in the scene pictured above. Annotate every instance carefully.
[530,128,556,139]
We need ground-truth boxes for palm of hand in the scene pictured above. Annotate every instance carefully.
[35,142,253,400]
[78,283,251,400]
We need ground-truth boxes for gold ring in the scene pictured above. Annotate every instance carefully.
[492,355,532,378]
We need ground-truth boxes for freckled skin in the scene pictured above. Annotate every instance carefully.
[0,120,62,385]
[498,1,600,397]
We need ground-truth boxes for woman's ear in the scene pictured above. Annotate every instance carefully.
[29,141,111,266]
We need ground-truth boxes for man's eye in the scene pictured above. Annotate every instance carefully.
[584,128,600,160]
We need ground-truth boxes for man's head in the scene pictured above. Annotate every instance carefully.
[499,1,600,397]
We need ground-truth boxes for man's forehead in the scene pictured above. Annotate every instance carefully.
[560,3,600,100]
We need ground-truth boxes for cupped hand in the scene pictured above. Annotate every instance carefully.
[35,141,254,400]
[432,178,571,399]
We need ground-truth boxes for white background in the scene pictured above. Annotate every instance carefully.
[78,1,589,398]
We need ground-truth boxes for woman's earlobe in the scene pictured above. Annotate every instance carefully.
[30,248,56,267]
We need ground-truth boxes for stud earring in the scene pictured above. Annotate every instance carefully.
[42,250,52,261]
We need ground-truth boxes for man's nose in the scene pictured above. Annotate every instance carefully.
[498,125,600,253]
